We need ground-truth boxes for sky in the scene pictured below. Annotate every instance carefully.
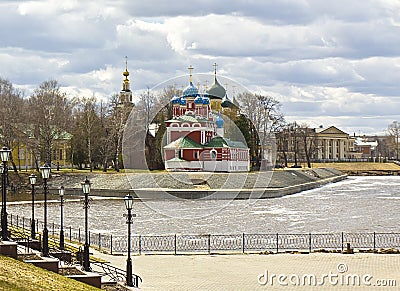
[1,0,400,135]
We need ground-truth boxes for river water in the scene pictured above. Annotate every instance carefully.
[7,176,400,236]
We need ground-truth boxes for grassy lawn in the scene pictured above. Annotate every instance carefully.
[311,162,400,171]
[0,255,100,291]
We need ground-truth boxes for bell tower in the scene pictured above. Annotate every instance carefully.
[119,56,133,105]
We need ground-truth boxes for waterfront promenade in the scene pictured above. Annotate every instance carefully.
[91,248,400,290]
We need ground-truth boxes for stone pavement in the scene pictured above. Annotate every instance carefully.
[89,248,400,290]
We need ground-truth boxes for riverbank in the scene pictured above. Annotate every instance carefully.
[45,168,347,200]
[312,162,400,176]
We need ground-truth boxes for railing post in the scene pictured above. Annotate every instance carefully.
[138,235,142,255]
[207,234,211,254]
[373,232,376,251]
[23,216,25,230]
[16,215,19,228]
[10,213,12,225]
[242,233,245,254]
[341,232,344,252]
[89,231,91,245]
[276,233,279,253]
[52,222,55,237]
[110,234,113,255]
[69,226,72,242]
[78,228,81,243]
[99,233,101,251]
[174,234,177,255]
[309,233,312,253]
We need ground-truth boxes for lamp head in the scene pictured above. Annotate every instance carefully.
[59,186,65,197]
[40,164,51,179]
[29,174,37,185]
[81,176,91,194]
[0,146,11,163]
[124,193,134,210]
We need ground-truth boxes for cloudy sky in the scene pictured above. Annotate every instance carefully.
[1,0,400,135]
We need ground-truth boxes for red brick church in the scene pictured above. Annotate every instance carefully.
[163,65,250,172]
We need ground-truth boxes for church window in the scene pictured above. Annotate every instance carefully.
[210,149,217,160]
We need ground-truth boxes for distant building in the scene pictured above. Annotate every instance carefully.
[8,127,71,170]
[353,135,395,160]
[163,65,250,172]
[277,125,360,164]
[314,126,356,160]
[354,137,378,158]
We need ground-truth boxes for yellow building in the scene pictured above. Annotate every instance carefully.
[10,129,71,170]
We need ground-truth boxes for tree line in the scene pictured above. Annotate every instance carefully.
[0,77,132,172]
[1,76,399,172]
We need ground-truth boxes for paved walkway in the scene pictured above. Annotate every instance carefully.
[90,248,400,290]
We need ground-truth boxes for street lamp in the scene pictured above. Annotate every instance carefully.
[81,177,91,271]
[59,186,65,250]
[124,193,135,287]
[29,174,37,240]
[40,164,51,256]
[1,146,11,241]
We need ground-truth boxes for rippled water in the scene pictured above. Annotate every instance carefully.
[7,176,400,235]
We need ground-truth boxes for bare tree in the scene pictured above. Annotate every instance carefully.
[71,96,101,171]
[238,93,284,169]
[29,80,74,166]
[388,121,400,160]
[297,124,317,168]
[0,78,25,171]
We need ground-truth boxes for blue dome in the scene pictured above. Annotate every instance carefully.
[182,82,199,98]
[194,96,203,104]
[171,95,180,104]
[202,96,210,105]
[216,115,224,128]
[179,97,187,106]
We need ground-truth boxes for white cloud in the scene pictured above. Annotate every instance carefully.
[0,0,400,134]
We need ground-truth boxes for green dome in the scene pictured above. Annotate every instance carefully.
[206,77,226,100]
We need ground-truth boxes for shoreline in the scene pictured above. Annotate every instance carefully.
[48,168,347,200]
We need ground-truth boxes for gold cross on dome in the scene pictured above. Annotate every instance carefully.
[188,65,194,83]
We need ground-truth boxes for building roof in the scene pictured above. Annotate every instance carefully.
[355,138,378,147]
[206,77,226,100]
[182,82,199,98]
[204,137,247,149]
[164,136,203,149]
[315,125,348,135]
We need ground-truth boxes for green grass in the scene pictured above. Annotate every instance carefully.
[0,255,100,291]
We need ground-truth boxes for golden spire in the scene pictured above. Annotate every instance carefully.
[123,56,129,78]
[188,65,194,83]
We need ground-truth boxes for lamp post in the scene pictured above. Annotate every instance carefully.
[40,164,51,256]
[1,146,11,241]
[81,177,91,271]
[124,193,135,287]
[59,186,65,250]
[29,174,37,240]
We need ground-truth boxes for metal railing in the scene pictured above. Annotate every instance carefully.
[7,214,400,255]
